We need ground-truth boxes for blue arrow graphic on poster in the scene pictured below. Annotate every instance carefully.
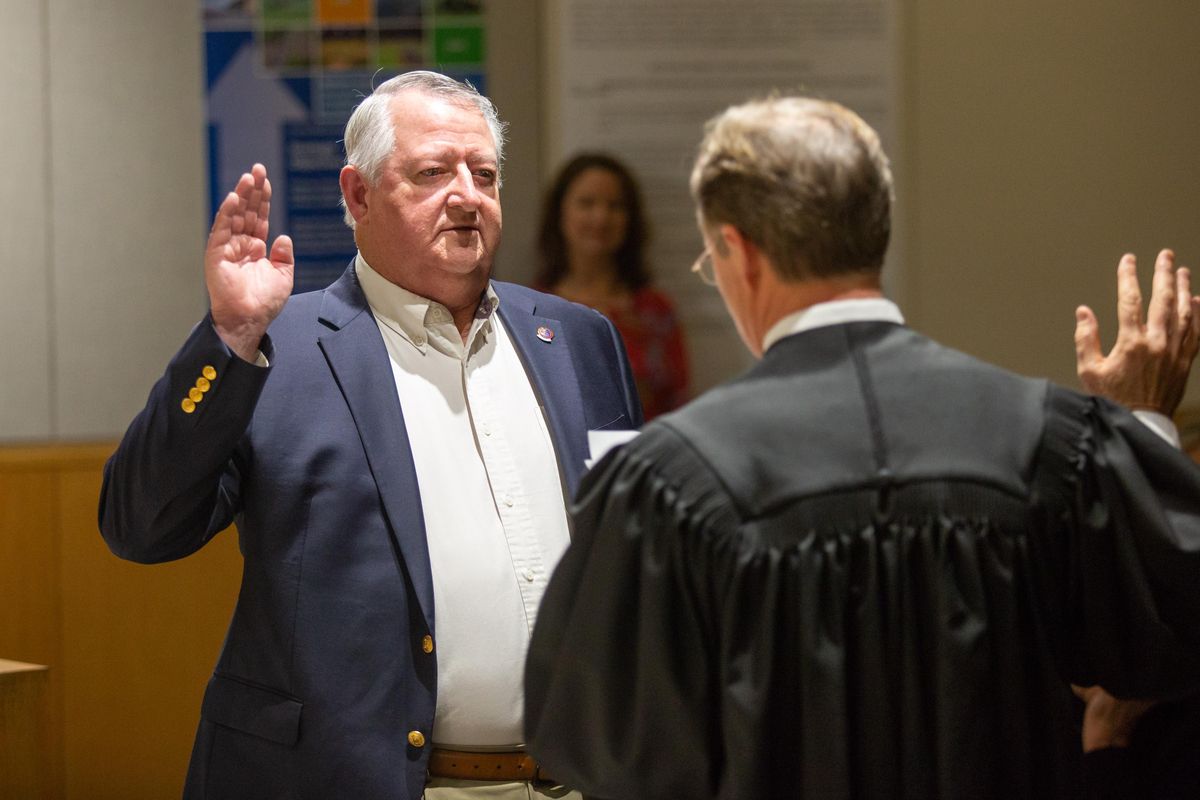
[208,41,309,238]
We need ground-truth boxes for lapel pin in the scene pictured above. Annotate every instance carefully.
[536,325,555,343]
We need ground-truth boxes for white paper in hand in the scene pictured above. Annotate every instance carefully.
[585,429,640,469]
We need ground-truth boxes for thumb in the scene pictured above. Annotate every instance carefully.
[269,235,295,270]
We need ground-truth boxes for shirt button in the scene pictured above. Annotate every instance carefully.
[413,336,425,346]
[481,422,491,436]
[407,730,426,748]
[503,494,514,507]
[522,569,535,582]
[421,635,434,654]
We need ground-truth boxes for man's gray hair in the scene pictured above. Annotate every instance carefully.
[690,96,893,280]
[341,70,508,228]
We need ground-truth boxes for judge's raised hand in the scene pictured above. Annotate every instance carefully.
[1075,249,1200,416]
[206,163,294,362]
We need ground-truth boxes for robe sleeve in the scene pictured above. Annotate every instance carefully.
[525,425,736,799]
[1080,747,1140,800]
[1032,388,1200,700]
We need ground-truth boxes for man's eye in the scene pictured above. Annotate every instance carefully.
[475,169,496,181]
[420,168,443,177]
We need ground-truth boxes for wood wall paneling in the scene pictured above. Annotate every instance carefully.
[0,661,51,799]
[1,444,241,799]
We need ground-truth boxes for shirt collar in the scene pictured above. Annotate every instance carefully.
[761,297,905,353]
[355,252,500,357]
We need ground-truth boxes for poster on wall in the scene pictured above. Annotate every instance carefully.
[553,0,900,390]
[203,0,488,292]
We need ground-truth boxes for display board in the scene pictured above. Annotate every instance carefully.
[552,0,901,388]
[204,0,488,292]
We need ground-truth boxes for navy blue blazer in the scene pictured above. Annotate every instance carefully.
[99,265,642,800]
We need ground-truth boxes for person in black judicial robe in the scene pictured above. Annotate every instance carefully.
[523,96,1200,800]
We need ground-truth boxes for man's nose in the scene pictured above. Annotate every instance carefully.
[447,165,480,211]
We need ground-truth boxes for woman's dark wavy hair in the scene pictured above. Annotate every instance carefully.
[535,152,651,291]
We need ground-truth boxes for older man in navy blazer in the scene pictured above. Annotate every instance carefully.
[99,71,640,800]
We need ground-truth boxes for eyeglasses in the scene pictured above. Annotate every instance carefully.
[691,248,716,286]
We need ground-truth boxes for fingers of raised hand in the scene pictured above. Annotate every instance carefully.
[241,181,264,238]
[1175,267,1200,356]
[227,172,256,236]
[1115,253,1144,337]
[1175,266,1192,327]
[1074,305,1103,374]
[253,174,273,242]
[209,191,240,242]
[1146,249,1178,343]
[1188,292,1200,360]
[226,165,271,237]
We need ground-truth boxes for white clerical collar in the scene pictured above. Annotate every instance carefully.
[355,252,500,357]
[761,297,905,353]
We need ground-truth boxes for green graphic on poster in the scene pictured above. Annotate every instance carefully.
[434,25,485,64]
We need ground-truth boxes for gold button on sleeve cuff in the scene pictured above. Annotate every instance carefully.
[407,730,426,748]
[421,635,434,654]
[181,398,196,414]
[202,365,217,381]
[188,387,204,403]
[195,376,211,392]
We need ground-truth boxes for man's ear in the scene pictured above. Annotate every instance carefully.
[719,224,763,289]
[339,166,369,224]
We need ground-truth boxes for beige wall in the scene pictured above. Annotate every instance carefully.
[486,0,544,284]
[0,2,53,438]
[46,1,209,440]
[1,0,208,443]
[904,1,1200,394]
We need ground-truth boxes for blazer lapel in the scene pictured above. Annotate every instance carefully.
[496,284,589,496]
[316,266,435,633]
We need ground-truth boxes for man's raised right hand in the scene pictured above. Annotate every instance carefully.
[1074,249,1200,417]
[205,163,295,362]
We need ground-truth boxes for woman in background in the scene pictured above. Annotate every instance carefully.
[536,153,689,420]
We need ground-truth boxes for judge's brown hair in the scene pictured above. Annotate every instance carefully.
[690,97,893,281]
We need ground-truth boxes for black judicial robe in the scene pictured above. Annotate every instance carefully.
[524,320,1200,800]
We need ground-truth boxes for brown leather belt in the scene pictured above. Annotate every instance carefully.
[427,748,555,783]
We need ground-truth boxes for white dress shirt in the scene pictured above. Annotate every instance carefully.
[762,296,1179,446]
[356,255,571,748]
